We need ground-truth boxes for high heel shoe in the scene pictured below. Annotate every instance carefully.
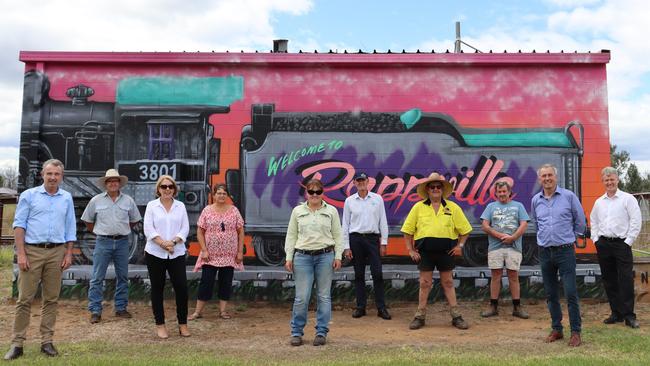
[179,324,191,337]
[156,325,169,339]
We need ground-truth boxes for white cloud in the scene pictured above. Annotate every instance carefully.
[0,0,314,176]
[544,0,603,8]
[417,0,650,169]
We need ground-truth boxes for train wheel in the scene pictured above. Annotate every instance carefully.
[252,235,285,266]
[462,241,488,267]
[128,222,146,264]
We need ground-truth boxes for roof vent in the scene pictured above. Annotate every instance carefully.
[273,39,288,53]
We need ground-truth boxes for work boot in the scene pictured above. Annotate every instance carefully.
[512,305,529,319]
[481,304,498,318]
[409,316,425,330]
[452,316,469,330]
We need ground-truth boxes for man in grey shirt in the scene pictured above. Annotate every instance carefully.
[81,169,141,323]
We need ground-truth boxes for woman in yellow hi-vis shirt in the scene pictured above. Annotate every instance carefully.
[401,172,472,330]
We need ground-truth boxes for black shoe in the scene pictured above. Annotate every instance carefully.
[3,346,23,360]
[377,308,392,320]
[313,335,327,346]
[352,308,366,318]
[90,313,101,324]
[290,336,303,346]
[40,343,59,357]
[115,310,133,319]
[625,318,640,329]
[603,314,624,324]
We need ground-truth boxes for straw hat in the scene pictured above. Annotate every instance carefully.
[97,169,128,188]
[416,172,453,200]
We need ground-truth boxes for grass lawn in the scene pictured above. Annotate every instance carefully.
[1,245,650,365]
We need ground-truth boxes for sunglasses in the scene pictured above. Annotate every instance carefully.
[428,184,443,190]
[307,189,323,195]
[159,184,174,190]
[221,222,225,232]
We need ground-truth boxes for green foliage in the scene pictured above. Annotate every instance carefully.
[611,144,630,178]
[623,164,650,193]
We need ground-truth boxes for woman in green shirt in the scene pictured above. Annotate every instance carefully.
[284,179,342,347]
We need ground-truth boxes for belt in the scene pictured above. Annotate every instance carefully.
[600,236,625,242]
[543,243,575,250]
[97,234,129,240]
[350,232,380,237]
[295,246,334,256]
[27,242,65,249]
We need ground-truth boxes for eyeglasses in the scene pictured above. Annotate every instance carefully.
[307,189,323,195]
[428,184,443,190]
[220,222,225,232]
[159,184,174,190]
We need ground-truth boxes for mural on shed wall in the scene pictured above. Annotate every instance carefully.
[18,57,609,268]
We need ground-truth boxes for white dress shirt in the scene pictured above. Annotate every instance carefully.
[341,191,389,249]
[143,198,190,259]
[590,189,642,246]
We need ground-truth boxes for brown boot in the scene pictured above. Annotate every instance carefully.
[481,304,498,318]
[568,332,581,347]
[512,305,529,319]
[409,316,425,330]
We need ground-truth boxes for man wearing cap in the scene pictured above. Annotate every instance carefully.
[342,172,391,320]
[479,180,530,319]
[590,166,641,329]
[82,169,141,324]
[401,172,472,330]
[531,163,586,347]
[5,159,76,360]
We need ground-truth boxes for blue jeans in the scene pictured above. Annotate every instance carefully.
[88,236,130,314]
[290,251,334,337]
[539,245,581,333]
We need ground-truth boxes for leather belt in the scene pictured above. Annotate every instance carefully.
[543,243,575,250]
[27,242,65,249]
[350,232,380,237]
[97,234,129,240]
[600,236,625,242]
[295,246,334,256]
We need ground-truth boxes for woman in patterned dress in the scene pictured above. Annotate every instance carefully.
[189,183,244,320]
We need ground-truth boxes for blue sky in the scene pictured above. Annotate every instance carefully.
[1,0,648,174]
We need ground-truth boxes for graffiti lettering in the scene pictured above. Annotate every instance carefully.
[267,139,343,177]
[299,155,509,211]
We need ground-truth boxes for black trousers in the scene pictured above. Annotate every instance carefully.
[349,233,386,310]
[145,253,188,325]
[197,265,234,301]
[596,238,636,320]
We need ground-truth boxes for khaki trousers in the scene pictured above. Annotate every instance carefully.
[12,244,65,346]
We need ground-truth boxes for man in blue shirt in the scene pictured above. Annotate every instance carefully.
[531,164,586,347]
[4,159,77,360]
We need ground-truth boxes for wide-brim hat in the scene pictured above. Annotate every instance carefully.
[98,169,128,188]
[416,172,453,200]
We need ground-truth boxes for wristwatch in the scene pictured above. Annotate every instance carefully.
[172,238,180,244]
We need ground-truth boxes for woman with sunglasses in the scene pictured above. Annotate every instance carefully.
[189,183,244,320]
[143,175,190,339]
[285,179,343,347]
[401,172,472,331]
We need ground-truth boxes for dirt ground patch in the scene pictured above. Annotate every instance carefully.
[1,297,648,354]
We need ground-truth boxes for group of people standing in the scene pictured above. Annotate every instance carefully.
[282,165,642,348]
[4,159,642,359]
[5,161,244,360]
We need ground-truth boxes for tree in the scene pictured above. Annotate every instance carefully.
[0,166,18,190]
[623,163,650,193]
[611,144,630,178]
